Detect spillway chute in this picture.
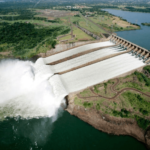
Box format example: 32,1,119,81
49,75,68,101
34,58,54,80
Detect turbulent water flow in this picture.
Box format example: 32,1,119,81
44,41,115,64
0,41,146,148
0,59,68,120
59,53,145,93
0,41,145,119
51,46,123,73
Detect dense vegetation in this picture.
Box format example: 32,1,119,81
122,91,150,130
124,7,150,13
0,9,34,21
135,115,150,130
144,66,150,73
75,66,150,131
123,92,150,115
113,108,130,118
142,23,150,26
0,22,70,57
134,71,150,86
83,102,93,108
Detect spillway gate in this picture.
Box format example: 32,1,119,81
110,34,150,63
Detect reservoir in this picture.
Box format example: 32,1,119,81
104,9,150,50
0,9,149,150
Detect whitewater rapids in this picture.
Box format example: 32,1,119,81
0,41,146,119
0,60,68,120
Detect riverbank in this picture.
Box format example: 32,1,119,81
103,9,150,50
66,65,150,149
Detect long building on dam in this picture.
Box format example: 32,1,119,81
35,34,150,94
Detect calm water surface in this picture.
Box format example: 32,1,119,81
0,9,149,150
0,112,146,150
104,9,150,50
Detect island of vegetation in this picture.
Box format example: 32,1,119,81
67,65,150,149
142,23,150,26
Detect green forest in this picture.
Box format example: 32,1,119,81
0,22,70,58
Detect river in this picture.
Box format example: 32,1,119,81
0,9,149,150
104,9,150,50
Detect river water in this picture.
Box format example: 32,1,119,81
104,9,150,50
0,9,149,150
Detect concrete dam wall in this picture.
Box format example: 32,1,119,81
35,36,148,94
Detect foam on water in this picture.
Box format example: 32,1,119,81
44,41,115,64
0,41,145,120
0,59,68,120
52,46,124,73
59,53,145,93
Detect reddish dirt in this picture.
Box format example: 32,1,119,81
77,78,150,100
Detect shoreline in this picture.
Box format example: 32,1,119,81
65,65,150,149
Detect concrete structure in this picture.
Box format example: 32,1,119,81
35,34,148,94
110,34,150,63
44,34,150,76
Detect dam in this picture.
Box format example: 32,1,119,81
35,34,150,94
0,33,149,134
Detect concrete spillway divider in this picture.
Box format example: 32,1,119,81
137,49,142,55
132,48,138,55
123,43,128,48
116,40,122,45
144,53,150,60
140,51,145,57
44,41,115,65
57,48,131,75
111,34,150,60
59,53,145,93
145,58,150,64
47,44,117,65
128,46,134,52
51,46,122,74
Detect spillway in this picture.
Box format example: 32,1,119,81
58,53,145,93
0,40,146,119
34,40,146,95
0,60,68,119
51,46,123,73
44,41,115,64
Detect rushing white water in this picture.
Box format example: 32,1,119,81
0,59,68,120
59,53,145,93
0,41,146,119
51,46,123,73
44,41,115,64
